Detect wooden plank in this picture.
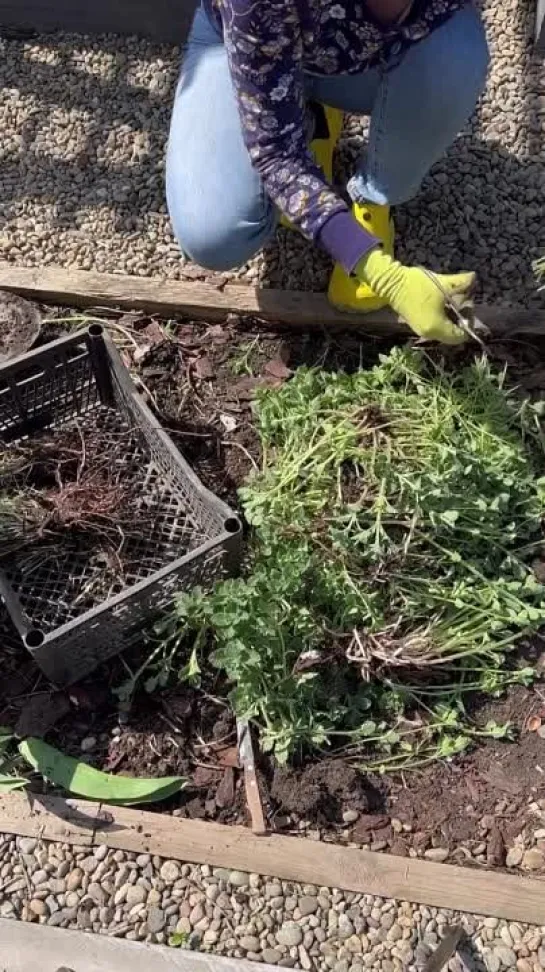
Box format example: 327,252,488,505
1,792,545,922
91,804,545,924
0,792,99,846
0,917,282,972
0,262,543,338
0,0,196,44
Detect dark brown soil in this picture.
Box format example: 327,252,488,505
3,307,545,872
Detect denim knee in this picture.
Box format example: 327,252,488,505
168,197,277,272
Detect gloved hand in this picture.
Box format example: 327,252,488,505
355,249,475,345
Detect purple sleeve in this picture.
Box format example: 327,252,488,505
221,0,377,272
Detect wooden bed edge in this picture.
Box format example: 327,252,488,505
0,791,544,924
0,262,544,337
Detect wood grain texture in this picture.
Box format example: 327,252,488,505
0,793,544,923
0,792,99,845
0,0,196,43
0,262,543,338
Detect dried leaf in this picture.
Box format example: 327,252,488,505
193,356,214,380
527,715,542,732
264,357,292,381
18,738,186,805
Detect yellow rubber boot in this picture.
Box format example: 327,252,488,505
281,104,344,230
328,202,395,313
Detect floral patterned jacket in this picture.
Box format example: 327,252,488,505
204,0,467,270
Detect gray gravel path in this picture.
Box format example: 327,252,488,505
0,834,544,971
0,0,544,307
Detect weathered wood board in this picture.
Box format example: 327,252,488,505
1,792,545,925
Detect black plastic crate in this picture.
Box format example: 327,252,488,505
0,325,242,685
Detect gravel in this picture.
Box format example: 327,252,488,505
0,833,543,970
0,0,543,306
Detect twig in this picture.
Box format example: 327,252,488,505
221,439,259,471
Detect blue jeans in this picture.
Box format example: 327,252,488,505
166,3,489,271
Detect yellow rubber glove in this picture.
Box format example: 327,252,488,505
356,249,476,345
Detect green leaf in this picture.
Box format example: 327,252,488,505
0,774,27,792
169,932,190,948
18,738,186,805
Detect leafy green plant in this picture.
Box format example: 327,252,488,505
168,348,545,765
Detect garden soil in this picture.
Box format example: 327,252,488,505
2,309,545,873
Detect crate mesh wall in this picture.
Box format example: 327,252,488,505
0,331,240,685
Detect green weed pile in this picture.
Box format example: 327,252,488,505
172,348,545,767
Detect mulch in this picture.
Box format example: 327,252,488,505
2,308,545,870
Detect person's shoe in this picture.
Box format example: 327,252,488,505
281,103,343,230
328,202,395,313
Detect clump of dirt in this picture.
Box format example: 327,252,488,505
270,760,373,823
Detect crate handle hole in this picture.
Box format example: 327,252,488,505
24,628,45,650
224,516,242,535
88,323,104,338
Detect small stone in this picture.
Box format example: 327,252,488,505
423,848,449,862
93,845,108,862
505,847,523,868
228,870,249,887
87,883,105,906
483,951,501,972
342,810,360,825
298,896,318,916
29,899,49,917
126,885,147,906
522,848,545,870
493,945,517,969
18,838,37,855
66,869,83,892
387,923,403,942
516,960,533,972
32,869,49,887
147,907,165,933
263,949,282,964
49,879,66,895
80,735,97,752
276,924,303,948
160,861,180,883
345,936,363,954
240,936,261,951
189,903,205,925
203,929,219,945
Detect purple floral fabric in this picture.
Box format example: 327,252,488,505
204,0,466,260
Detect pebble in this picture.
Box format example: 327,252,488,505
18,838,37,855
342,811,359,825
522,849,545,871
160,861,180,882
80,735,97,752
423,848,449,863
277,924,304,948
299,896,319,916
505,847,523,868
146,907,165,933
125,885,147,906
229,871,249,887
66,869,83,892
29,899,49,917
